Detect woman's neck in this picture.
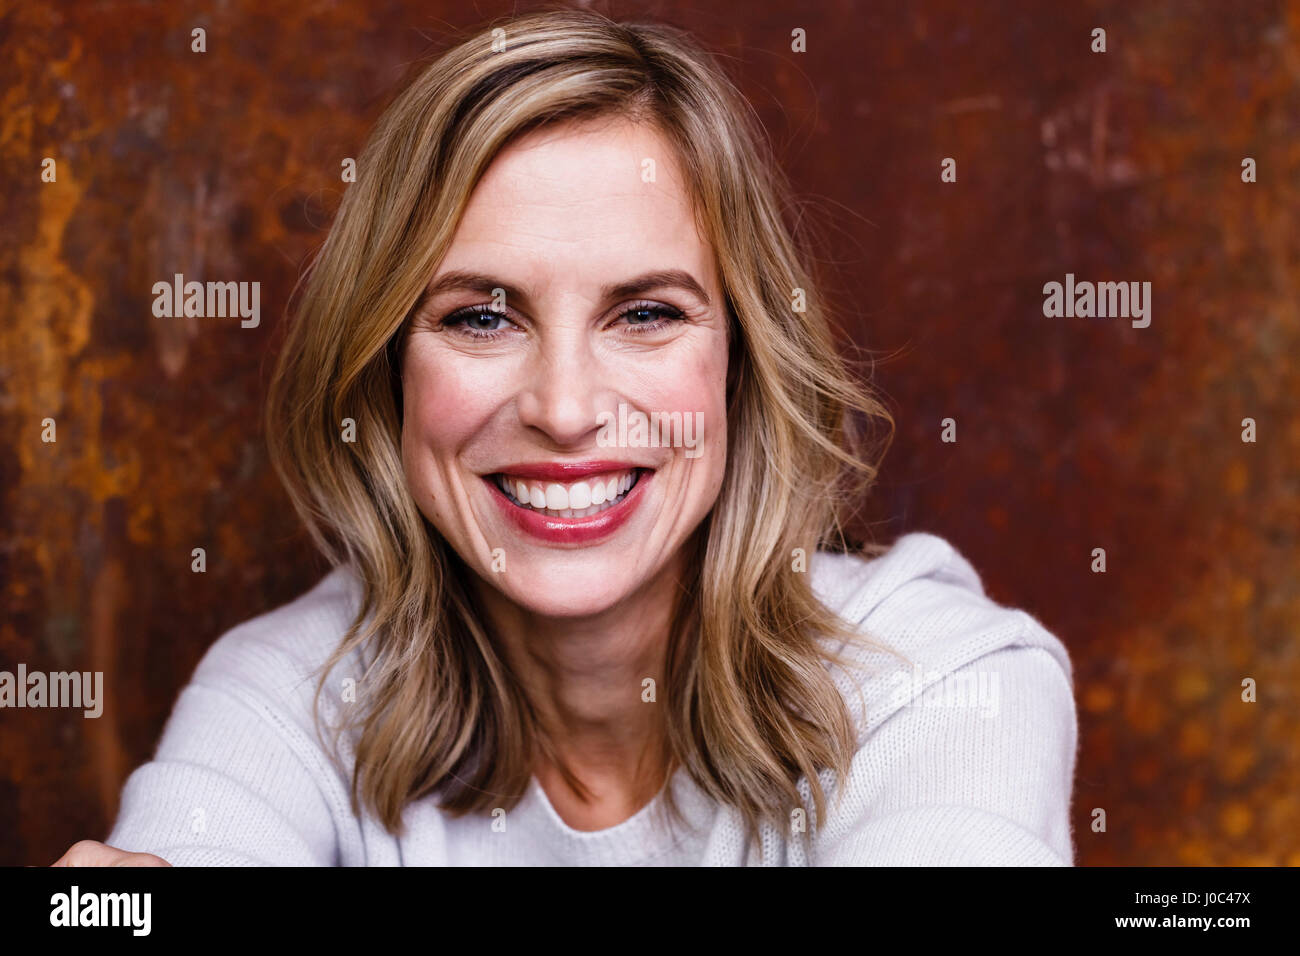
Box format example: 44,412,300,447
469,551,686,829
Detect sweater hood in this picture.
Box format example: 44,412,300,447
809,531,1074,742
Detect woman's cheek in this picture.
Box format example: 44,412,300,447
641,341,727,461
406,348,497,445
401,352,480,518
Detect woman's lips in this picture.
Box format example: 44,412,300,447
484,467,651,545
494,468,638,514
491,460,637,481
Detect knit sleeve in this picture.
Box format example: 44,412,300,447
811,642,1079,866
105,633,350,866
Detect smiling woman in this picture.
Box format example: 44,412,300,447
395,115,731,614
59,7,1078,867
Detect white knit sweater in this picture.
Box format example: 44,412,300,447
107,532,1079,865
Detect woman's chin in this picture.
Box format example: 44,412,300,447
489,573,634,620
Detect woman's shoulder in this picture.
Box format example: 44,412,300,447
803,533,1080,864
109,567,369,864
185,565,366,708
809,531,1075,739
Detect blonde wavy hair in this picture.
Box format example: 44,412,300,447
266,6,896,854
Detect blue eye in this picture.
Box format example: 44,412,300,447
620,302,686,333
442,306,515,338
439,301,687,340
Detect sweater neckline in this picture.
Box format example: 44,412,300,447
520,768,716,866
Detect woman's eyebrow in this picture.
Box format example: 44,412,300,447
417,268,712,309
603,269,712,306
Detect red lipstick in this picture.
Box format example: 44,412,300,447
483,467,652,545
491,460,644,481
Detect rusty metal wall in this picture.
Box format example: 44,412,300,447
1,0,1296,865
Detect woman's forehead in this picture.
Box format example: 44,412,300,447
461,118,694,227
438,119,717,295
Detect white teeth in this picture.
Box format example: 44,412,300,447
545,483,568,511
495,469,641,518
569,482,591,510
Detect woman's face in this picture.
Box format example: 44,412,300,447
400,116,730,619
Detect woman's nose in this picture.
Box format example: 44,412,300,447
515,331,607,446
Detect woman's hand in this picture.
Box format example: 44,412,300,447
51,840,172,867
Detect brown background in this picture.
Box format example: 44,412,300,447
1,0,1296,866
